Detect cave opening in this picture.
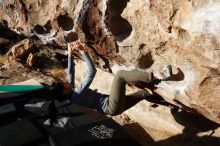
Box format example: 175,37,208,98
106,0,132,42
34,25,45,34
57,14,74,31
65,32,78,43
138,52,154,69
33,21,52,35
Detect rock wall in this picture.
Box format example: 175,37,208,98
0,0,220,124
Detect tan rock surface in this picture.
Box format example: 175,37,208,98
0,61,55,85
7,38,35,62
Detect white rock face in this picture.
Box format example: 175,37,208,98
192,1,220,39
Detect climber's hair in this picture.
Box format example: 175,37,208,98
48,82,65,101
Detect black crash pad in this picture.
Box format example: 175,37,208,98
0,103,17,126
49,118,140,146
0,119,43,146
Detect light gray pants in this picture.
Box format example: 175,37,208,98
106,70,153,115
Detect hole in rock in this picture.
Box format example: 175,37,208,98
17,27,24,33
9,4,15,9
34,25,48,35
106,0,132,42
34,21,52,35
168,26,172,33
178,28,191,43
45,21,52,31
2,20,8,26
138,52,154,69
57,14,74,31
29,4,32,10
65,32,78,43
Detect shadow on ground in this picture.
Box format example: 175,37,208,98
122,105,220,146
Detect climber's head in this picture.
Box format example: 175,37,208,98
49,82,73,100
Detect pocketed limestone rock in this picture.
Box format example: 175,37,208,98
0,61,55,85
7,39,35,62
26,53,37,67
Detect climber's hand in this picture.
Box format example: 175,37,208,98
67,42,77,55
75,41,86,54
